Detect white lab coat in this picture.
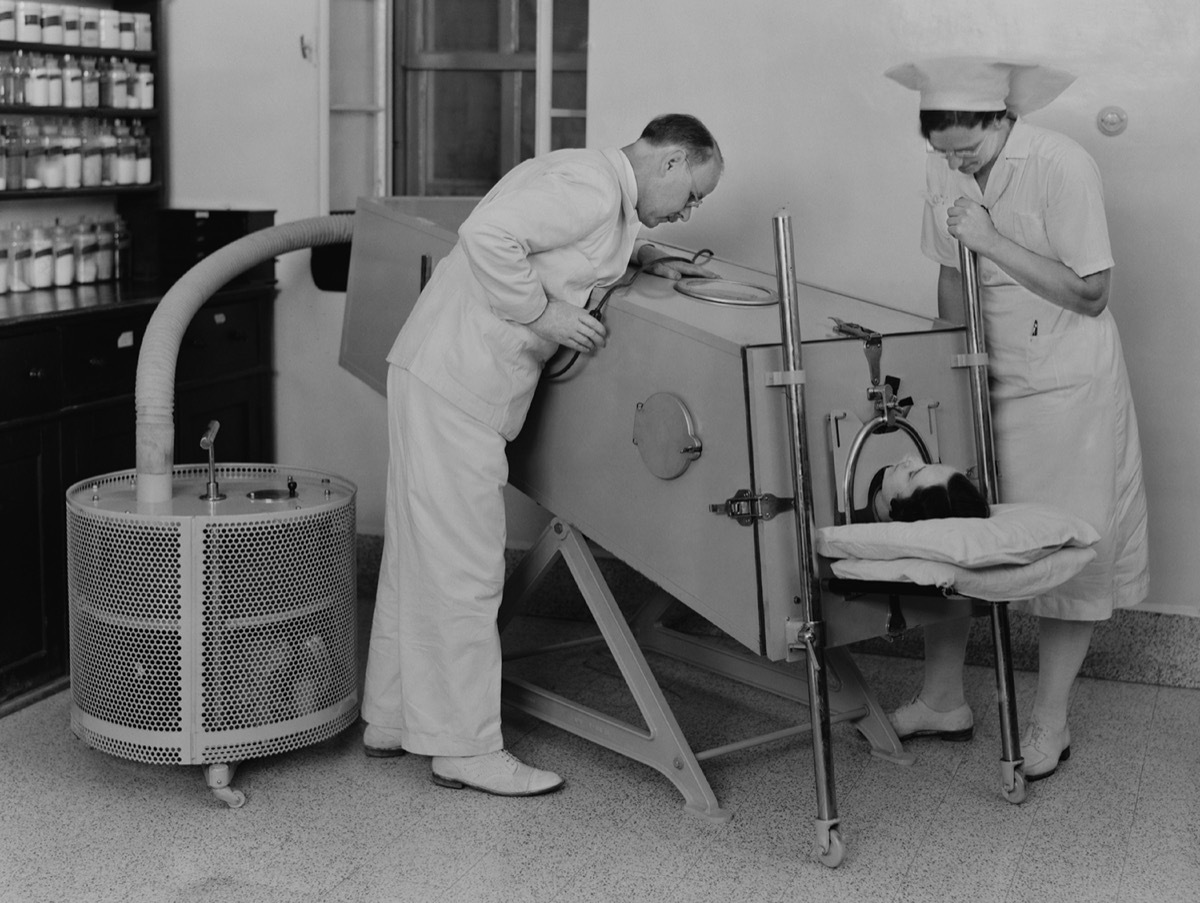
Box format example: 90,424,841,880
922,121,1149,619
363,148,643,753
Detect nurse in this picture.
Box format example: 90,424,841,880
883,58,1149,779
362,114,724,796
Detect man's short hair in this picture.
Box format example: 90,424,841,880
640,113,720,166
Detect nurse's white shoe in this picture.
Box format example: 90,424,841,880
431,749,564,797
1021,720,1071,781
363,724,407,758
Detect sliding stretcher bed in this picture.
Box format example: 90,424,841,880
341,198,1090,868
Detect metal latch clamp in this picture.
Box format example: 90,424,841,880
710,489,794,526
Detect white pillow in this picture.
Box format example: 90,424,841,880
816,503,1100,569
828,547,1096,602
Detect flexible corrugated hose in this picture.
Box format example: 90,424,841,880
135,214,357,505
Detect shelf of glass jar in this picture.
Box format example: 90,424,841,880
0,117,154,192
0,215,131,296
0,50,154,110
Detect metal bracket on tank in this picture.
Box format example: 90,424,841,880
709,489,794,526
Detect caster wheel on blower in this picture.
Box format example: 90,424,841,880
212,786,247,808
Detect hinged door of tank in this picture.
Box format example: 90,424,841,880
745,328,978,661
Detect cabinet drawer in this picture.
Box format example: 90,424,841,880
61,311,151,403
0,331,61,421
177,299,264,383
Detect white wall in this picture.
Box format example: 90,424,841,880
167,0,1200,617
588,0,1200,617
165,0,391,536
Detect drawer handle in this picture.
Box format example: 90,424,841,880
28,367,45,380
89,357,108,368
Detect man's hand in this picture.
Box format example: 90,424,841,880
639,246,718,280
527,299,607,352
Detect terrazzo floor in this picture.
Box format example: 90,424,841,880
2,605,1198,903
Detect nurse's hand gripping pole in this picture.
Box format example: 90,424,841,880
957,242,1028,805
772,211,844,867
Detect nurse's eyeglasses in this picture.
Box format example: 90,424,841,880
926,138,986,160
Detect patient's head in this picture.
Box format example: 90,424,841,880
868,456,990,522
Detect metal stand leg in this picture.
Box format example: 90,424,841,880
500,519,730,822
631,593,913,766
989,602,1027,803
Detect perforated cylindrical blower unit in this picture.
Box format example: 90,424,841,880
65,214,361,807
66,463,358,805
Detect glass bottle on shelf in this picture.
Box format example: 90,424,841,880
73,219,96,283
95,218,114,281
4,125,22,191
0,127,8,190
61,3,78,46
45,55,62,107
25,53,47,108
15,3,40,44
98,120,116,185
104,57,127,108
60,120,80,187
96,56,111,108
135,63,153,109
115,121,135,185
124,60,138,109
0,2,14,42
80,118,101,186
29,222,54,289
62,54,81,108
41,4,63,45
9,222,30,292
133,122,150,184
40,122,63,189
113,216,131,284
0,54,13,106
79,6,98,48
52,219,73,287
0,226,9,294
10,50,27,107
21,121,43,189
81,56,99,109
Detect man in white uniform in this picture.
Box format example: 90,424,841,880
884,59,1149,780
362,114,724,796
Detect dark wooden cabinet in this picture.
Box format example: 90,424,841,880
0,283,275,713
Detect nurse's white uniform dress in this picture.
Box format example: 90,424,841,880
363,148,644,755
921,120,1149,620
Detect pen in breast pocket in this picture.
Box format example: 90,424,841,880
1032,320,1038,337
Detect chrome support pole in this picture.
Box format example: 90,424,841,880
773,212,843,865
957,242,1027,804
957,243,999,502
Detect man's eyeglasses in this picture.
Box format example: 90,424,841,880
683,159,704,208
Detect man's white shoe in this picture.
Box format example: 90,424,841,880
431,749,564,797
363,724,407,758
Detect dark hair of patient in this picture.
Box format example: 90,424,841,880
865,465,991,522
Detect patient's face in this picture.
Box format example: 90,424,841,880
878,456,959,512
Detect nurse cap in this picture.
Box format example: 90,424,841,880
884,57,1076,116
